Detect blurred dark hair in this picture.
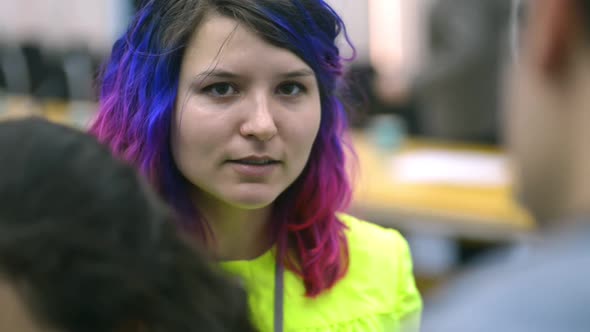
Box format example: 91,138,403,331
582,0,590,31
0,118,254,332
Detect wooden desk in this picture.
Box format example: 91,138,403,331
1,95,95,129
0,95,42,120
349,132,535,241
44,100,96,129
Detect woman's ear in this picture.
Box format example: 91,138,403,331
534,0,580,77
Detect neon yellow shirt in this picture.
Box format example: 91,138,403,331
221,214,422,332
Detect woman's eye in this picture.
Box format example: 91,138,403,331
202,83,238,97
277,82,306,96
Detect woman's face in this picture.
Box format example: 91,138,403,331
171,14,322,209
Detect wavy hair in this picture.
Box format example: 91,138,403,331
90,0,356,297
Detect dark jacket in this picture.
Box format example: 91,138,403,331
423,220,590,331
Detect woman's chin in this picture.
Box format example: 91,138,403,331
224,188,281,210
229,196,277,210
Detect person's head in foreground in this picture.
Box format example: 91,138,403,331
507,0,590,223
90,0,355,296
421,4,590,330
0,118,255,332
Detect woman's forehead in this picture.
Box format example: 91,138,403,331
182,14,313,77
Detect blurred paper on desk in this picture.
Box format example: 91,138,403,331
390,149,511,187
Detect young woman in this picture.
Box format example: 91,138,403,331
90,1,422,331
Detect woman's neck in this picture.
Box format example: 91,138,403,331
193,192,275,261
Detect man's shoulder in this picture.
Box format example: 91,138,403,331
423,221,590,332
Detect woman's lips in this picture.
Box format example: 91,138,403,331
228,160,280,177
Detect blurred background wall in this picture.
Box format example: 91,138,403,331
0,0,131,54
0,0,431,87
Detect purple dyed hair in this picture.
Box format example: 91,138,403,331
90,0,356,297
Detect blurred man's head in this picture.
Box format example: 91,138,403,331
0,118,254,331
506,0,590,222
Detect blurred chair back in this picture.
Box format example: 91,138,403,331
0,44,31,94
21,43,47,95
36,51,69,100
62,47,95,101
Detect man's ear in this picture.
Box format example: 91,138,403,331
535,0,580,77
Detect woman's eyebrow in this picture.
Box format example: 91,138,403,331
194,68,315,80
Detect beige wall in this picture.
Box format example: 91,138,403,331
328,0,430,77
0,0,372,61
0,0,130,53
0,0,430,71
327,0,371,63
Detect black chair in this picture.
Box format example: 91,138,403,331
36,50,69,100
61,46,97,101
0,44,31,94
21,43,48,96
